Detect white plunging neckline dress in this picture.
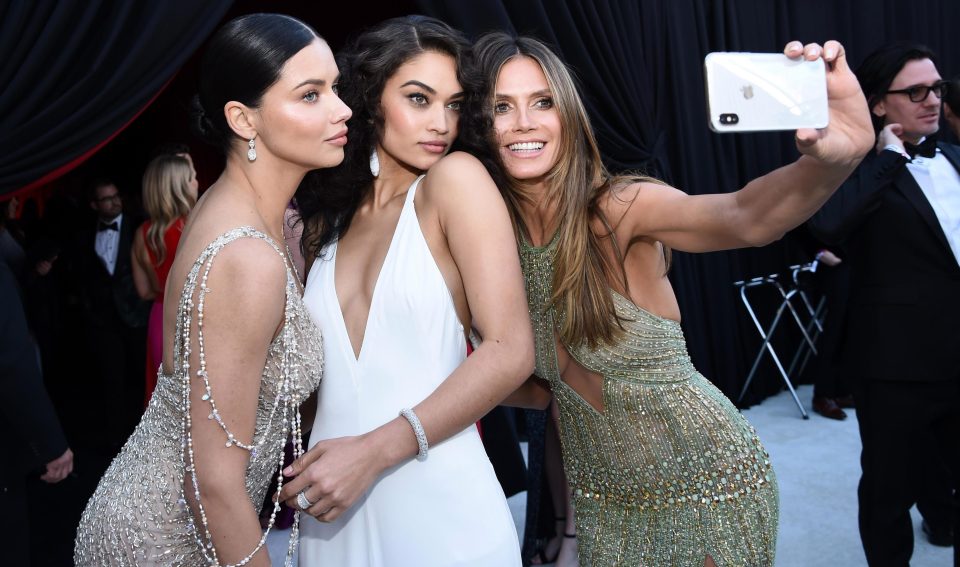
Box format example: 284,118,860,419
299,176,521,566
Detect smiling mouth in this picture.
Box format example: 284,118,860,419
507,141,545,152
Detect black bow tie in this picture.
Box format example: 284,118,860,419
904,136,937,160
98,221,118,232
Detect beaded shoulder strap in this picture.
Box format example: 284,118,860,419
174,226,302,567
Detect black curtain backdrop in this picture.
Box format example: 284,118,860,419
0,1,233,195
417,0,960,403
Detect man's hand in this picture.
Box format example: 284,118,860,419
41,448,73,483
875,123,906,155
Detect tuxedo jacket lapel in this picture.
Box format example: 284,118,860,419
893,152,953,258
114,219,135,280
88,225,111,278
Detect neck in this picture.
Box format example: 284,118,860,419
369,150,423,209
514,179,559,246
220,151,306,242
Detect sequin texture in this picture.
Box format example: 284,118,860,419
520,237,779,566
74,227,323,566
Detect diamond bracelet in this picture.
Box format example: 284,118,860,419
399,408,428,461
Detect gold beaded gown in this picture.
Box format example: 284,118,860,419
520,236,778,567
74,227,323,566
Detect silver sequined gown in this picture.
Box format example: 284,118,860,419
75,227,323,566
520,235,779,566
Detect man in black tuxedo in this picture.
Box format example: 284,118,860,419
66,178,150,449
809,42,959,566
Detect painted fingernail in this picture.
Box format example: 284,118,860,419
825,47,835,58
283,466,293,476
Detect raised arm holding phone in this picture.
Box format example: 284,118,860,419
472,34,872,566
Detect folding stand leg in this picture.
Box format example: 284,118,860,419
771,282,819,355
788,296,827,378
736,284,809,419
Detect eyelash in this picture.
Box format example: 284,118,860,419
494,97,553,114
534,97,553,109
408,93,428,106
303,90,319,103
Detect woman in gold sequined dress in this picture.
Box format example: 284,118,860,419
473,34,874,566
74,14,351,566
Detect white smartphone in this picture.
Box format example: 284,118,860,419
704,52,828,133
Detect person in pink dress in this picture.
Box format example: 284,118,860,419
131,153,198,405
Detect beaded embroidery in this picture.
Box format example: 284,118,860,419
518,236,779,566
75,227,323,566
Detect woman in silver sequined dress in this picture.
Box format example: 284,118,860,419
472,34,874,566
74,14,350,566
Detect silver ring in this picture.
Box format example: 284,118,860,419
296,490,314,511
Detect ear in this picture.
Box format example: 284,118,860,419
871,99,886,119
223,101,259,141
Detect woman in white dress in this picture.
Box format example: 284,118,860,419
283,17,533,566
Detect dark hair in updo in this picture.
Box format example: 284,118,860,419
190,13,320,153
295,15,498,255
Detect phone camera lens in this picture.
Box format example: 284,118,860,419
719,113,739,125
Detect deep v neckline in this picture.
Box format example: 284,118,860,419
331,177,422,363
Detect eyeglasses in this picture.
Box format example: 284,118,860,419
885,81,949,103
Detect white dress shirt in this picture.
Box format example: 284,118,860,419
906,148,960,267
94,213,123,276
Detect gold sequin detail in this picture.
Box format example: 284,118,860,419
520,237,779,566
74,227,323,566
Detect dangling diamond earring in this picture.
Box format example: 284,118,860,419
369,147,380,177
247,138,257,162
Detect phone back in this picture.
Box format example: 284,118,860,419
704,52,828,132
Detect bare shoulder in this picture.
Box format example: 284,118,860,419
207,237,286,291
598,178,684,235
185,234,288,322
421,151,499,202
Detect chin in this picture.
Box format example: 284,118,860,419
314,150,345,169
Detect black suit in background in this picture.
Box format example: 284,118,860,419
0,260,69,566
810,144,960,566
64,215,150,449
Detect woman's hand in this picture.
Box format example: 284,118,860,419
784,40,874,166
279,434,387,522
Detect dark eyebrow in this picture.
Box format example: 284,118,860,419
400,80,436,94
293,78,326,90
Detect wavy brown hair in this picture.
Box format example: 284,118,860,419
141,154,195,265
474,32,668,349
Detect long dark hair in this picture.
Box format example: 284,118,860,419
855,42,938,135
296,16,494,256
190,13,320,153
